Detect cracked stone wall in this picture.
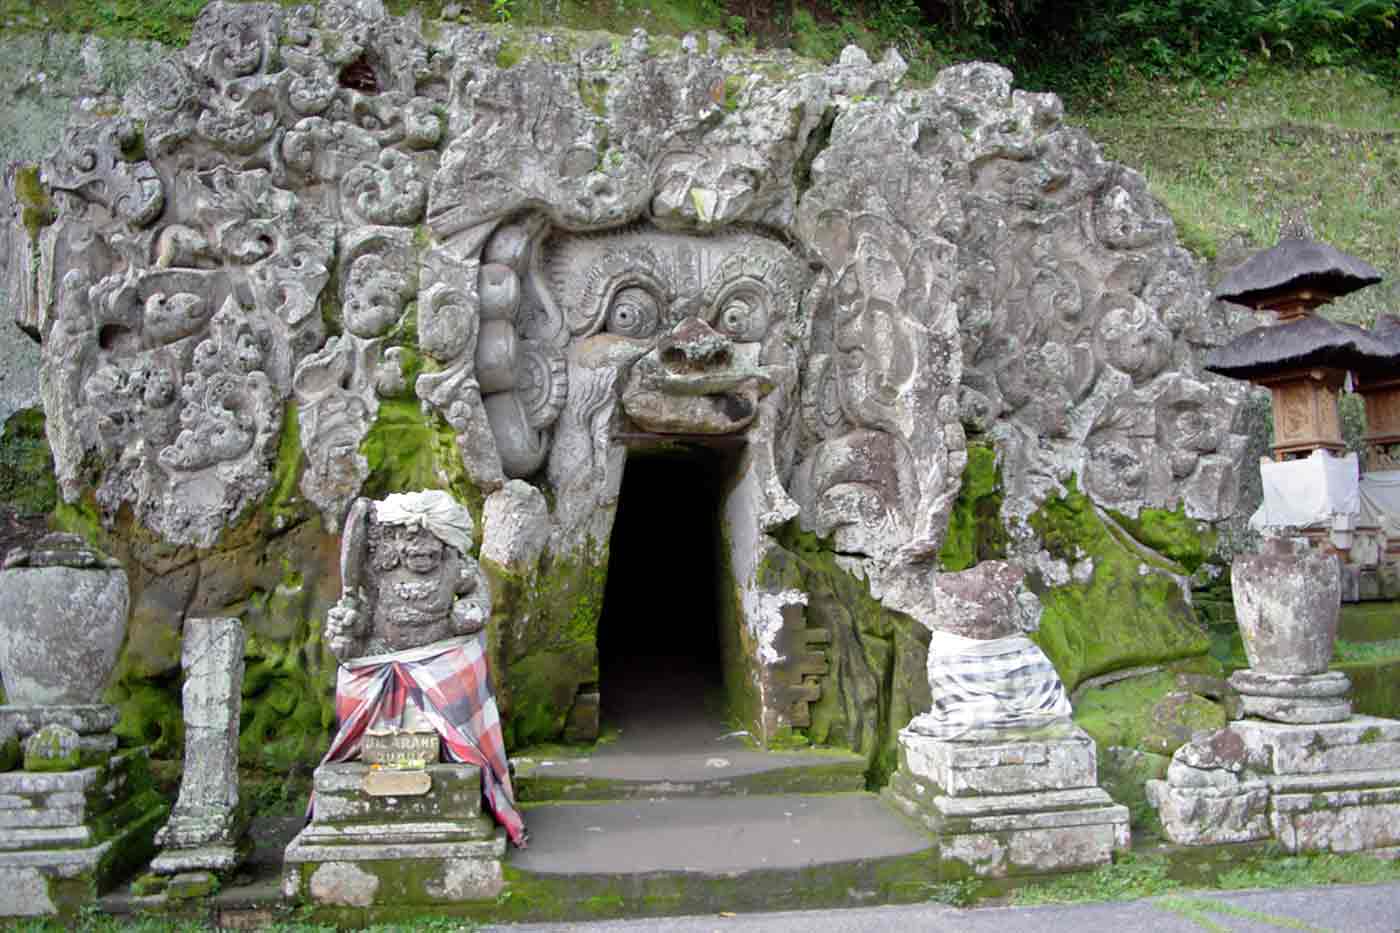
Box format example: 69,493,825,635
2,0,1251,763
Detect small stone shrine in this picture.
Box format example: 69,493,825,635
884,562,1129,877
283,490,521,908
0,535,168,918
148,617,250,889
1150,536,1400,853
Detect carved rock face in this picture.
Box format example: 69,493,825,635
537,227,806,436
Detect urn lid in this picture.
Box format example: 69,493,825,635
2,532,121,570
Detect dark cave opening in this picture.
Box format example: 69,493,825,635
596,444,738,728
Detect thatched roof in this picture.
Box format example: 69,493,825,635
1204,315,1399,381
1214,238,1382,307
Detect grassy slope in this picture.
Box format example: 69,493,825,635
1070,64,1400,322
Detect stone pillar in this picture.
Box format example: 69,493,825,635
151,617,249,877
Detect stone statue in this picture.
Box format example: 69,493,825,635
907,561,1073,740
325,491,490,661
316,489,525,848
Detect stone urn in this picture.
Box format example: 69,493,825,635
0,533,128,706
1231,535,1340,675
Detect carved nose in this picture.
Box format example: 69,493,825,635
659,316,732,371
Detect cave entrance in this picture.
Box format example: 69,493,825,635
597,442,740,744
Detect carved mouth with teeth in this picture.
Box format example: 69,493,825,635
622,315,780,435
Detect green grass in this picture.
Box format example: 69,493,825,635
1333,638,1400,663
1072,63,1400,312
1013,853,1182,905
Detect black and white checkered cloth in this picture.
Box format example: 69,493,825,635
909,630,1073,740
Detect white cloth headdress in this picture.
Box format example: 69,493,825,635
373,490,475,557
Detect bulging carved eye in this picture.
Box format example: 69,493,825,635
715,290,769,342
606,286,659,338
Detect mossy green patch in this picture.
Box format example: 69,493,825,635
1028,478,1211,692
15,163,54,240
359,398,482,520
1111,504,1215,573
1338,601,1400,643
488,540,607,748
938,443,1006,572
1073,671,1227,756
774,522,931,787
1335,657,1400,720
0,407,58,514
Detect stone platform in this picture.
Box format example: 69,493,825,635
882,725,1129,878
0,748,168,918
283,762,506,908
1150,715,1400,853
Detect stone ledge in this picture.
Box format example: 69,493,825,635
0,706,119,738
289,817,499,848
896,727,1097,797
312,762,485,824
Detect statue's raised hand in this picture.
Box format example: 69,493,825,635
326,597,363,660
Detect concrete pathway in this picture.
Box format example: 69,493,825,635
513,792,930,874
487,880,1400,932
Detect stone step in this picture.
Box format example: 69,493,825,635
512,793,929,875
514,748,868,802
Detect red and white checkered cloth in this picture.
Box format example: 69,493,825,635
318,635,527,847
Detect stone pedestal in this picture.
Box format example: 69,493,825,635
283,762,505,907
1149,716,1400,853
0,748,169,918
150,618,249,878
1229,669,1352,724
883,724,1129,877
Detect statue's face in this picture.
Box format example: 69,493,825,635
538,226,809,435
371,523,445,576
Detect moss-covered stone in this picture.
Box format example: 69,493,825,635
0,734,19,771
1111,504,1216,574
23,726,82,772
0,407,58,515
360,398,483,520
487,539,609,748
1028,479,1211,692
938,443,1007,572
1073,671,1226,757
775,524,931,786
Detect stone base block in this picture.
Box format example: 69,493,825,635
311,762,487,824
1234,716,1400,775
1149,717,1400,854
150,840,249,876
0,787,167,918
895,724,1097,797
282,833,507,906
283,761,505,907
0,706,119,738
885,771,1129,877
1146,777,1271,846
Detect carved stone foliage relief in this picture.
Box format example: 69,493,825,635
17,0,1248,572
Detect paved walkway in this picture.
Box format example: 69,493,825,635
487,881,1400,932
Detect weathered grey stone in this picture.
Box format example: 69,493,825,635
0,866,56,918
8,0,1253,753
907,563,1073,740
1146,774,1271,845
153,617,247,872
0,706,119,740
1232,536,1341,676
1150,716,1400,851
0,565,127,707
896,725,1096,797
480,480,550,572
311,762,486,824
